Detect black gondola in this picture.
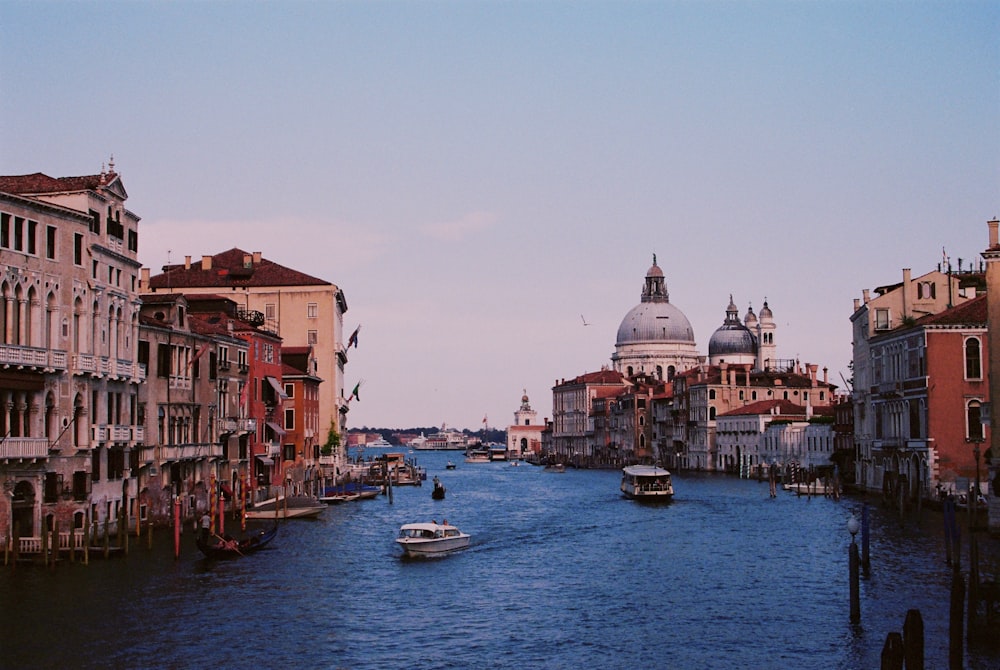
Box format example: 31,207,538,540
196,524,278,559
431,476,446,500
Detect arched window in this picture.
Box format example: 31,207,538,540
709,406,717,420
967,400,984,442
965,338,982,379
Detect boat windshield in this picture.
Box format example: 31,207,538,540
399,528,438,539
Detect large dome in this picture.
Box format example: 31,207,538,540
617,301,695,345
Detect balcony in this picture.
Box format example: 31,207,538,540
132,425,145,443
92,425,107,443
0,344,67,372
0,437,49,460
110,424,131,442
218,417,238,434
168,375,191,391
159,443,223,461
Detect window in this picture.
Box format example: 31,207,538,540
968,400,984,442
265,303,276,320
307,303,318,318
0,212,8,247
284,408,295,430
917,281,936,300
27,220,36,254
46,225,56,259
285,383,294,398
874,308,890,331
74,233,83,265
709,389,716,400
89,209,101,235
307,330,318,345
965,338,982,379
13,216,23,250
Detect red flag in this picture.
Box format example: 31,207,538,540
239,380,249,409
187,342,211,369
347,325,360,349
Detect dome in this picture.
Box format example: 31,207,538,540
708,295,758,360
708,325,757,357
616,301,696,345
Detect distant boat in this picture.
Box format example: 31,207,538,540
445,461,457,470
245,496,326,519
464,445,490,463
431,476,446,500
369,437,393,448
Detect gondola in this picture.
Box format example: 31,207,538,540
196,524,278,559
431,476,446,500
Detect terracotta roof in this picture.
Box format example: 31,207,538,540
0,171,117,194
556,370,625,388
718,399,806,417
148,248,330,289
281,346,312,356
919,294,987,327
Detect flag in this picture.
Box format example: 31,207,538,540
482,415,487,426
239,381,249,409
187,342,211,370
348,325,361,349
351,382,361,402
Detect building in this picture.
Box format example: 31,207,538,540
550,369,626,462
506,391,545,460
0,164,144,541
851,266,981,498
143,248,348,478
280,345,322,493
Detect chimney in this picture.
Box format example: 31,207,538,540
202,255,213,270
823,367,828,384
184,255,191,269
253,251,262,265
853,298,860,312
809,364,818,387
140,267,150,288
990,219,1000,248
902,268,912,320
863,289,870,304
243,254,252,268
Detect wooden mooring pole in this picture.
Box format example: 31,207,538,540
903,608,924,670
880,631,903,670
949,569,965,670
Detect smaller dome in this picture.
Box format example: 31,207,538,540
708,295,757,359
760,300,773,319
744,305,758,327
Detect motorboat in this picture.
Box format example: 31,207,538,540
396,522,470,558
621,465,674,500
245,496,326,519
464,448,490,463
784,480,837,496
196,524,277,559
445,461,457,470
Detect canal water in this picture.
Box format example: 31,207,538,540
2,449,1000,669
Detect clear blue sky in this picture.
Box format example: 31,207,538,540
2,1,997,430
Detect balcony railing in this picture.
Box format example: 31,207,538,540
159,443,223,461
0,437,49,460
168,375,191,391
132,425,145,443
0,344,67,371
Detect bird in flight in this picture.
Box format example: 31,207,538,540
581,315,590,326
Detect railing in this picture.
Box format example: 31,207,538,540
239,418,257,432
0,344,68,371
159,443,224,461
218,418,238,433
168,375,191,391
132,425,145,443
16,532,90,555
0,437,49,460
110,424,131,442
92,425,107,443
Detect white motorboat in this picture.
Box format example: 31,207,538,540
396,522,470,558
245,496,326,519
621,465,674,500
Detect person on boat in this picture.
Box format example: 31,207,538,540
200,513,211,542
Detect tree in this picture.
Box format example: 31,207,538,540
321,420,340,456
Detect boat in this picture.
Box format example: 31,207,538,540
431,476,446,500
396,521,470,558
464,446,490,463
445,461,457,470
196,524,278,559
321,482,380,503
620,465,674,500
544,463,566,473
245,496,326,519
410,425,469,450
783,480,837,496
368,437,393,448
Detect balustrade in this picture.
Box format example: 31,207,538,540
0,436,49,460
0,344,67,370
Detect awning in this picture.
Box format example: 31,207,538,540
265,421,287,436
255,456,274,466
265,376,289,400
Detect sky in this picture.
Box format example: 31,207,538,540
2,1,998,431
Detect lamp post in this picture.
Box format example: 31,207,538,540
848,512,861,624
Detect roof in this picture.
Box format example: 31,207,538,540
0,171,118,195
148,247,331,289
555,369,625,388
718,399,807,418
919,294,987,327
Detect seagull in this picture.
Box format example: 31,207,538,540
581,315,590,326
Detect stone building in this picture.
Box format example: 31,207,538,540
506,390,545,460
0,164,144,541
144,248,348,479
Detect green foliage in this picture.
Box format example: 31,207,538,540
321,420,340,456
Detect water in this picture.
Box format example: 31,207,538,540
2,451,1000,669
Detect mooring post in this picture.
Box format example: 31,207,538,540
903,608,924,670
949,569,965,670
880,631,904,670
862,502,871,577
848,513,860,624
